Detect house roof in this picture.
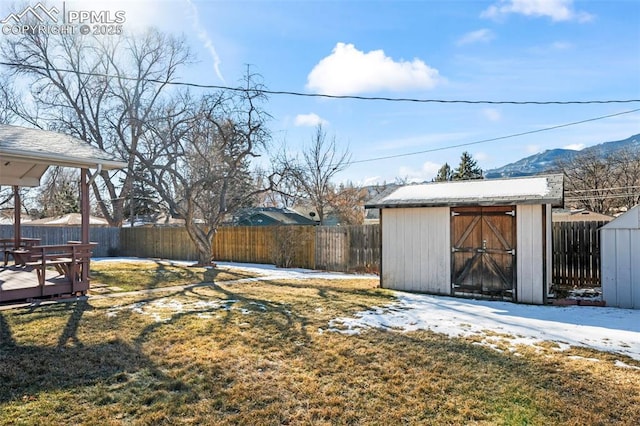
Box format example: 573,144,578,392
0,124,126,186
27,213,109,226
552,209,614,222
365,174,564,209
237,208,317,226
601,205,640,230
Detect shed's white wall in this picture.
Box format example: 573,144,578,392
545,204,553,299
602,229,640,309
516,204,547,304
381,207,450,294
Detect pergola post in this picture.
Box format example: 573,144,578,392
80,168,90,284
80,168,90,244
13,185,20,249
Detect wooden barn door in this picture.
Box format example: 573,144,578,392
451,206,516,300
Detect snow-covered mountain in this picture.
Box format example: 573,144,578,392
485,134,640,178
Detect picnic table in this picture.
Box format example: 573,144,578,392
23,243,96,288
1,237,41,266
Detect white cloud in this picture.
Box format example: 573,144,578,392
361,176,383,186
563,143,585,150
526,144,541,154
294,113,327,127
551,41,573,50
481,0,594,22
375,132,471,151
307,43,442,96
474,152,490,162
398,161,441,183
185,0,225,82
481,108,502,122
457,29,495,46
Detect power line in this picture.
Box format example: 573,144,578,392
350,108,640,164
565,193,640,201
1,61,639,105
566,185,640,194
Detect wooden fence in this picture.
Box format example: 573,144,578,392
2,221,605,285
0,225,119,258
120,225,380,273
552,221,608,288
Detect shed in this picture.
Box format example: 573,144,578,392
365,175,564,304
601,205,640,309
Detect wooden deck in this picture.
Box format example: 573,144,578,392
0,243,95,303
0,264,88,303
0,265,79,302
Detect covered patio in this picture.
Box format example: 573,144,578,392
0,125,125,302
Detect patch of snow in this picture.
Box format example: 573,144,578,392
107,297,238,322
93,257,196,267
615,360,640,370
567,356,600,362
92,257,375,280
328,292,640,361
215,261,376,280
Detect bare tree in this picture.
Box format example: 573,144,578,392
1,25,190,225
283,124,350,225
0,75,17,125
557,151,616,214
327,183,368,225
610,148,640,209
137,74,280,265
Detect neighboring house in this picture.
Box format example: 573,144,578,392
552,209,614,222
601,205,640,309
235,207,318,226
120,215,197,227
27,213,109,226
366,175,564,305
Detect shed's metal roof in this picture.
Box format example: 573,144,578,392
366,174,564,208
601,205,640,230
0,124,126,186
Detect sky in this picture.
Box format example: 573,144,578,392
3,0,640,184
95,257,640,363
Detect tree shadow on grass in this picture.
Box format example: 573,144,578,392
0,300,194,406
129,279,315,351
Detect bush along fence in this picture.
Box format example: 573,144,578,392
3,221,604,284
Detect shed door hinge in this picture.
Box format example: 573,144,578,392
451,212,460,217
505,210,516,217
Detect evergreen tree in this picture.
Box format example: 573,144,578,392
453,151,483,180
434,163,452,182
36,167,79,217
123,164,162,222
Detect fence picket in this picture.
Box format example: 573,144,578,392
551,221,606,288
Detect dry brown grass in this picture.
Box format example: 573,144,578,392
89,260,258,293
1,270,639,425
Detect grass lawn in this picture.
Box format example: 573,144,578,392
88,260,256,293
1,261,639,425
